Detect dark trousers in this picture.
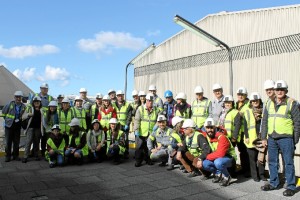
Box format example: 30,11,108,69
135,136,149,164
5,122,21,158
237,140,250,174
40,132,49,156
247,148,265,180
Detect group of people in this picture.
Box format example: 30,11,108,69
1,79,299,196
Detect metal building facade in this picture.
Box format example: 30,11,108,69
132,5,300,175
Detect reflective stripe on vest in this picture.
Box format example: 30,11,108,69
106,130,125,154
224,109,239,139
267,98,293,135
149,128,171,146
113,102,129,126
185,131,202,157
171,132,182,143
206,134,237,160
139,106,159,137
69,132,88,156
100,110,112,129
191,99,210,128
175,109,190,119
72,107,87,130
58,109,73,134
244,109,257,148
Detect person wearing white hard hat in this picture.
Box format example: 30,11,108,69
106,118,125,164
86,119,106,163
212,83,225,123
191,86,212,129
263,79,275,102
148,84,163,110
174,92,192,119
1,91,26,162
32,83,54,109
235,87,251,177
90,93,103,122
130,90,141,133
58,98,75,135
72,96,88,131
45,124,65,168
176,119,211,178
138,90,146,106
201,118,237,186
167,116,185,170
163,90,176,127
260,80,300,197
41,100,59,157
108,89,117,104
98,95,117,131
22,96,45,163
133,93,160,167
243,92,266,182
79,88,93,111
112,90,133,159
65,118,89,165
147,115,172,167
56,94,65,110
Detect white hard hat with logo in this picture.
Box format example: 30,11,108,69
32,96,42,101
274,80,288,89
132,90,139,96
92,119,100,125
14,91,23,97
40,83,49,89
249,92,262,101
108,89,116,95
236,87,248,95
204,118,216,127
212,83,222,91
148,85,157,91
224,95,234,102
176,92,187,100
48,101,58,107
102,95,111,100
146,93,154,100
74,96,83,101
182,119,196,129
51,124,61,130
138,91,146,96
69,118,80,126
194,86,204,94
96,93,103,99
62,98,70,103
109,118,118,124
157,115,167,122
116,90,124,95
79,88,87,93
264,79,275,90
172,116,184,127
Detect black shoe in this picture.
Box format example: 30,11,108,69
254,178,260,182
261,183,279,191
49,163,55,168
283,189,295,197
13,156,21,161
187,170,200,178
260,177,267,181
123,153,129,159
158,162,167,167
167,164,175,171
135,162,142,167
219,176,231,186
5,157,10,162
179,165,185,170
212,174,223,183
181,169,188,173
22,158,27,163
146,160,154,165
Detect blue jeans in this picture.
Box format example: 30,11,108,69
65,148,83,158
268,137,296,190
49,152,64,166
202,157,233,177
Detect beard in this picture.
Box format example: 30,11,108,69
207,131,215,138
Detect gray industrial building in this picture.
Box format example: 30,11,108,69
132,4,300,175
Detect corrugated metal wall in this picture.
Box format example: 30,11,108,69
133,5,300,176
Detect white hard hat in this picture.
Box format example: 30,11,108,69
194,86,204,94
264,79,275,90
103,95,110,100
48,101,58,107
172,116,184,127
138,91,146,96
32,96,42,101
51,124,61,130
14,91,23,97
204,118,216,127
79,88,87,93
74,96,83,101
182,119,196,129
148,85,157,91
146,93,154,100
116,90,124,95
96,93,103,99
157,115,167,122
212,83,222,91
224,95,234,102
40,83,49,89
69,118,80,127
274,80,288,89
92,119,100,125
176,92,187,100
108,89,116,95
62,98,70,103
236,87,248,95
109,118,118,124
249,92,262,101
132,90,139,96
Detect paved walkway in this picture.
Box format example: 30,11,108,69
0,150,299,200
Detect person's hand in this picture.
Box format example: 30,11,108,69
177,142,183,147
71,149,76,153
151,149,157,153
49,150,54,154
261,139,268,147
245,138,249,144
196,160,203,168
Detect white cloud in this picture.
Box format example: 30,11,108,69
147,30,161,36
78,31,147,53
13,67,36,82
0,44,59,59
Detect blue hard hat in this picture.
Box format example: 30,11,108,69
164,90,173,98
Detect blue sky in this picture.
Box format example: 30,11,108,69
1,0,299,99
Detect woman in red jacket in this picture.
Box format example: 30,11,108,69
98,95,117,132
